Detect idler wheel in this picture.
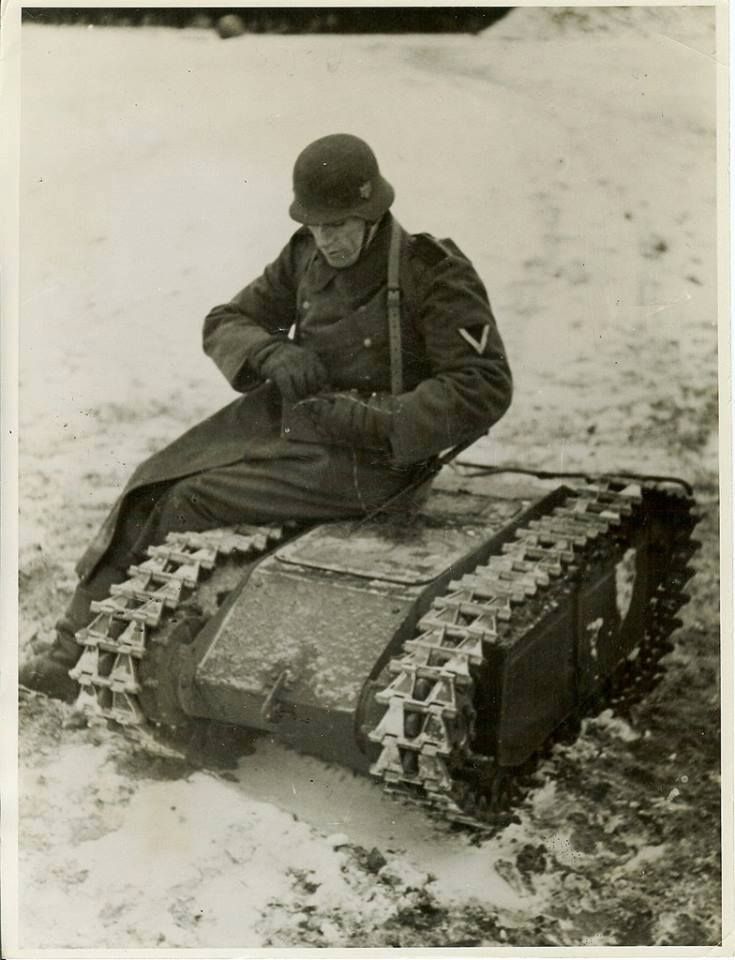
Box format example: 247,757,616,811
400,748,419,776
414,677,433,700
404,711,424,739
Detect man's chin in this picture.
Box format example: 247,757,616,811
324,252,360,269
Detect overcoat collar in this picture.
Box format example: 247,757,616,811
302,213,394,299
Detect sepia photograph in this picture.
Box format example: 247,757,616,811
3,0,729,952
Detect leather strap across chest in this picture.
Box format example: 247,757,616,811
387,217,404,397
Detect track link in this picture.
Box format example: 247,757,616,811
367,478,699,832
70,524,291,736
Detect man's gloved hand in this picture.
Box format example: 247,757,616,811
299,392,396,449
250,338,329,401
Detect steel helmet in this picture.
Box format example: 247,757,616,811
289,133,395,225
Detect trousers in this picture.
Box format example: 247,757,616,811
56,452,415,657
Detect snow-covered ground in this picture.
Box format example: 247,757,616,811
14,6,722,950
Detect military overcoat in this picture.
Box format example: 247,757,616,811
76,215,512,581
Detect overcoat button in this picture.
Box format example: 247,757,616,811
363,337,373,348
302,300,310,310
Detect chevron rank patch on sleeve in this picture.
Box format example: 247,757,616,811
458,324,491,354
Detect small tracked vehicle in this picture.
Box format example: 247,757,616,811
70,466,698,829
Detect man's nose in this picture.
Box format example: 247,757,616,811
313,224,337,243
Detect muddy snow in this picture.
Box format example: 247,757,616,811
14,6,723,951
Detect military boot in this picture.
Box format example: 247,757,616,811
19,632,80,703
20,568,127,703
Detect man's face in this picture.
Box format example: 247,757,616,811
308,217,366,269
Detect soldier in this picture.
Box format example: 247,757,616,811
20,133,513,701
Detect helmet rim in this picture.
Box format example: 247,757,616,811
289,174,394,225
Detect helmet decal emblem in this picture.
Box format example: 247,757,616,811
359,180,373,199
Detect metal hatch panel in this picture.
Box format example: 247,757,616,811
274,515,515,585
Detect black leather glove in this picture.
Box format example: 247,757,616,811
250,339,329,401
299,392,395,449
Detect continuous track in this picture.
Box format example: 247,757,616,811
367,479,698,831
70,525,290,738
